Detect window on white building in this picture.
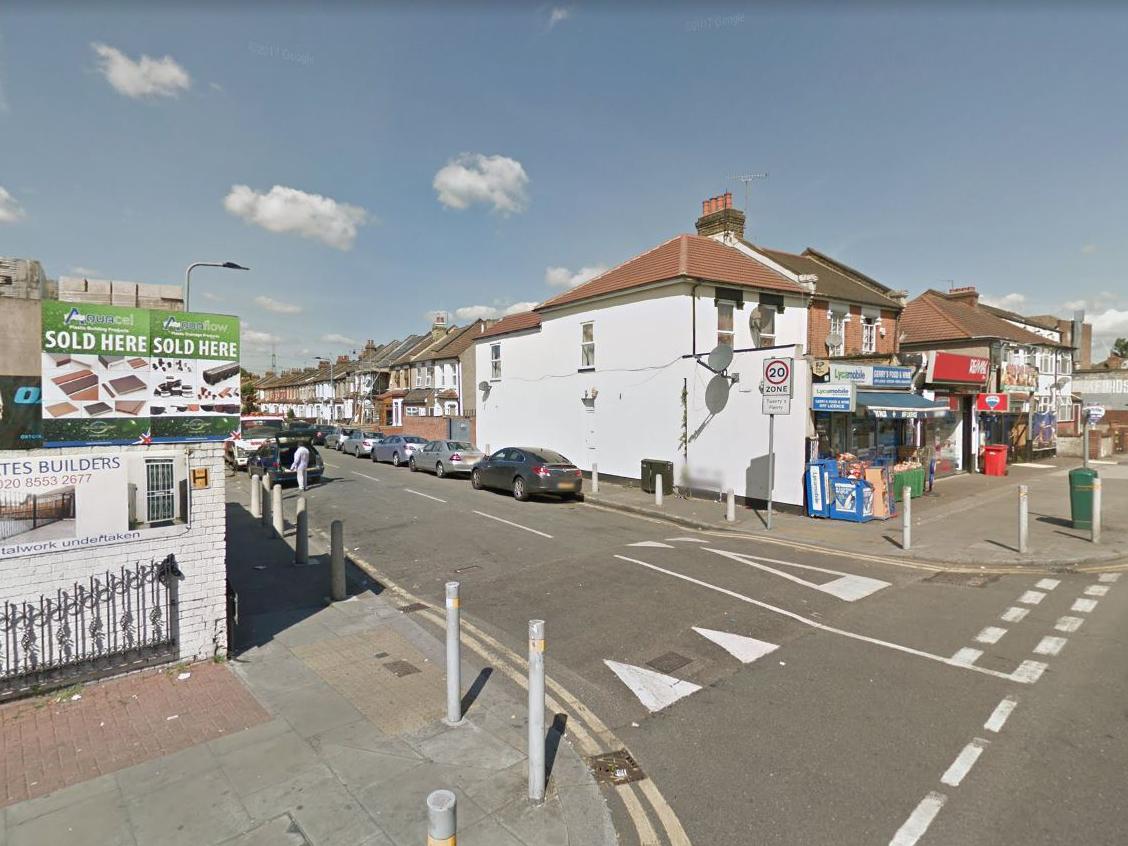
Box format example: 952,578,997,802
413,366,422,388
450,363,458,388
1059,353,1072,375
444,400,458,415
580,321,595,369
717,303,734,349
1010,348,1027,366
861,317,878,354
490,344,501,380
828,310,847,357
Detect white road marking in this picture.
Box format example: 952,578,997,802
975,626,1007,645
1055,616,1084,633
692,627,779,664
405,488,446,503
889,791,947,846
353,472,381,482
1001,606,1029,623
628,541,674,548
1018,590,1046,605
1012,660,1048,683
603,660,702,712
1098,573,1121,583
1072,598,1098,613
1084,585,1109,597
473,510,553,539
1035,578,1061,591
1010,462,1056,468
706,547,890,602
940,738,988,787
984,696,1018,733
1034,635,1068,656
666,537,709,543
614,555,1018,682
951,647,983,666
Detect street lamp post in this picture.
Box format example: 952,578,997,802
184,261,249,311
315,356,335,423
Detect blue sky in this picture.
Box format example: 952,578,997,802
3,3,1127,370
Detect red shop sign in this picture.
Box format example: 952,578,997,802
976,393,1009,412
927,352,990,385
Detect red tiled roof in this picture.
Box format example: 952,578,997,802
478,311,542,340
537,235,801,312
902,290,1066,347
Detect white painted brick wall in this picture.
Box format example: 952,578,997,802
0,442,228,661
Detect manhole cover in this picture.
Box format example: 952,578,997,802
384,660,421,677
589,750,646,785
646,651,691,674
924,572,1000,588
398,602,428,613
373,651,389,659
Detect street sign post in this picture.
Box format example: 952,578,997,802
760,357,794,530
1082,405,1104,468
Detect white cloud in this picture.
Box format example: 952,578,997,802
224,184,369,250
433,153,529,214
322,333,358,347
240,322,282,347
548,7,572,28
1091,308,1128,336
1081,244,1098,255
504,301,538,315
91,43,191,99
450,301,539,321
254,295,302,315
0,186,26,223
544,264,608,289
201,291,223,302
70,265,101,277
979,292,1027,311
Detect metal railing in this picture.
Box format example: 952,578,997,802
0,555,183,701
0,489,75,542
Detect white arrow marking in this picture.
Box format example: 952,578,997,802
627,541,674,549
706,548,890,601
603,660,702,713
692,627,779,664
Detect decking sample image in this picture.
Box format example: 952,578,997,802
52,370,100,400
202,362,239,385
114,401,146,416
44,402,79,418
98,355,125,368
105,375,147,397
128,357,147,369
84,403,112,416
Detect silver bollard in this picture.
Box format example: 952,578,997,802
271,483,284,538
426,789,457,846
295,496,309,565
250,479,261,519
1092,477,1102,544
655,473,664,508
528,619,546,804
330,519,346,601
902,486,912,551
260,474,272,528
445,582,462,725
726,488,736,522
1018,485,1028,554
591,463,599,494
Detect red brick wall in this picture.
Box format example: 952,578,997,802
807,300,899,357
378,416,476,444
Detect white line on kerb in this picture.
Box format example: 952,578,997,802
975,626,1007,644
353,472,381,482
984,696,1018,732
1018,590,1046,605
951,647,983,667
1001,606,1029,623
1034,635,1068,656
1085,584,1110,597
1035,578,1061,591
1098,573,1121,583
405,488,446,503
941,739,988,787
474,511,553,539
1072,598,1098,613
890,791,947,846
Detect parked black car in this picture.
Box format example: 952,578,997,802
311,424,339,445
247,433,325,487
471,447,583,501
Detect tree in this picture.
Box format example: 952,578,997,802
239,367,260,414
1112,337,1128,358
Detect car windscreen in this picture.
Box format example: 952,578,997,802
243,423,283,438
403,436,427,444
530,449,571,465
363,431,380,438
447,442,474,451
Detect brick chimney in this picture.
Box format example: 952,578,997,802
431,311,449,341
695,192,745,242
945,286,980,307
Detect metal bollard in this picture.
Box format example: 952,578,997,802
426,789,457,846
528,619,546,804
260,474,272,528
445,582,462,725
250,479,261,519
591,463,599,495
726,488,736,522
655,473,663,508
902,486,912,551
295,496,309,565
1092,477,1102,544
271,483,284,538
330,519,346,601
1018,485,1028,554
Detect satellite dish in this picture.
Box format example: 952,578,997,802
705,374,730,414
749,306,763,347
478,381,489,392
706,344,734,372
825,332,844,350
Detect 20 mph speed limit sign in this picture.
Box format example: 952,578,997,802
761,357,793,415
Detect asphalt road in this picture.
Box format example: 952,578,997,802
229,449,1128,846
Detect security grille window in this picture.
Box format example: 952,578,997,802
490,343,501,380
717,303,734,348
581,321,596,368
145,459,175,524
756,305,776,348
828,312,847,357
1059,353,1072,375
861,318,878,354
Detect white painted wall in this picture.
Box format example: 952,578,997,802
474,283,811,505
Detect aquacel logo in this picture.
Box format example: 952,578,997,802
63,307,84,325
63,307,134,328
163,316,182,331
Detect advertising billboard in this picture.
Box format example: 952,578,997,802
0,377,44,450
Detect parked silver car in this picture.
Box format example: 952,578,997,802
409,440,484,478
372,434,428,467
324,427,352,450
341,430,382,457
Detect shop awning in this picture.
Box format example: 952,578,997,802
856,391,950,419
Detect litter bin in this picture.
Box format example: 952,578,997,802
982,444,1008,477
1068,467,1098,529
640,459,674,495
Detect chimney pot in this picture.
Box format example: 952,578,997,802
724,191,732,209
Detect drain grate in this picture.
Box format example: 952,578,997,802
398,602,428,613
924,572,1000,588
646,651,691,674
384,660,421,677
589,750,646,785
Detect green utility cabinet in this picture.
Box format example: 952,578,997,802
1068,467,1098,529
641,459,674,495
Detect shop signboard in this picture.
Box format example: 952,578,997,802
811,382,856,412
0,377,43,450
1000,363,1038,393
926,352,990,385
976,393,1009,413
826,363,913,388
1084,404,1105,423
0,449,189,560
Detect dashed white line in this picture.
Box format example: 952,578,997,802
666,537,709,543
940,738,988,787
1018,590,1046,605
1084,585,1110,597
890,791,947,846
974,626,1007,645
951,647,983,666
1001,606,1029,623
1035,578,1061,591
984,696,1018,733
1034,635,1068,656
405,488,447,503
1055,616,1084,633
473,510,553,539
1012,659,1048,683
352,471,381,482
1072,598,1098,613
1098,573,1121,583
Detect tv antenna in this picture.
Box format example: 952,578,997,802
730,172,768,212
271,343,277,371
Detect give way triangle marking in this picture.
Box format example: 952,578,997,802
693,627,779,663
706,548,890,601
604,660,702,713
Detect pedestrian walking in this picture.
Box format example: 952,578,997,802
290,442,311,491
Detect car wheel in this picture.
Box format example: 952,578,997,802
435,462,445,479
409,457,417,472
392,452,401,467
513,476,529,502
371,450,378,462
471,469,483,490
